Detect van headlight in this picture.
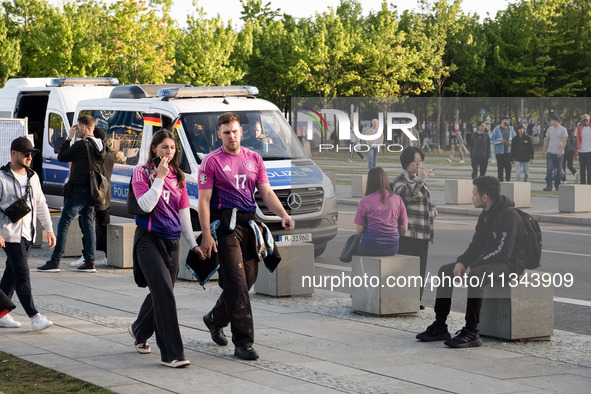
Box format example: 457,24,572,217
322,174,336,199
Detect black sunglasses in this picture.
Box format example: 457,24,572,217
21,152,34,158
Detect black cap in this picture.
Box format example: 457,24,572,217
11,137,40,153
501,115,510,120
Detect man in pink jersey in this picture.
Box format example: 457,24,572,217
198,112,293,360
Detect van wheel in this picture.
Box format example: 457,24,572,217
314,242,327,257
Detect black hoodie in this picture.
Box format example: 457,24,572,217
58,136,106,188
456,195,527,274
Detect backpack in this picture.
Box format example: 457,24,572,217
514,208,542,270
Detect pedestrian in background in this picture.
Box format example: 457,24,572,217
447,124,465,164
575,114,591,184
542,114,568,191
365,119,383,169
470,121,490,179
0,137,55,331
491,115,515,182
510,124,534,182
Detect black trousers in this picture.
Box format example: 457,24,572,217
434,261,510,330
579,152,591,184
211,226,258,347
397,236,429,299
496,153,512,181
132,231,184,362
0,238,37,317
471,157,488,179
562,153,577,178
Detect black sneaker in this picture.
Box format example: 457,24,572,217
543,187,553,191
202,314,228,346
416,322,451,341
444,327,483,348
77,261,96,273
38,261,60,272
234,344,259,360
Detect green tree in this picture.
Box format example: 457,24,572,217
105,0,175,84
0,13,21,85
173,3,245,85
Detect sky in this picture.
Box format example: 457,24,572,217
178,0,516,25
48,0,517,26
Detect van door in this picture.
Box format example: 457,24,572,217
14,91,49,180
42,111,71,206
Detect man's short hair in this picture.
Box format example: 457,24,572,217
473,176,500,201
399,146,424,170
515,124,525,131
582,114,590,121
549,114,560,122
78,115,95,127
501,115,510,120
218,112,241,128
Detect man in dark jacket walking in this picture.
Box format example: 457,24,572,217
415,176,526,348
470,121,490,179
511,124,535,182
38,115,106,273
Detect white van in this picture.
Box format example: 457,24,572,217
0,77,119,207
75,85,338,256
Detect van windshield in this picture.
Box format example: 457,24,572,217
181,110,307,162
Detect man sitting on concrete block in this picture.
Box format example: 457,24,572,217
416,176,527,348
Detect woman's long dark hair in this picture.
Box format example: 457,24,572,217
146,129,185,189
365,167,392,203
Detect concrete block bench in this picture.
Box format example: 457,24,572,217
255,241,314,297
106,223,136,268
500,182,531,208
48,214,83,257
559,184,591,213
351,174,367,198
444,179,473,205
351,254,420,315
479,272,554,340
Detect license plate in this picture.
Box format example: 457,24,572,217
278,233,312,242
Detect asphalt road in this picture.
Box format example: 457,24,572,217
315,208,591,336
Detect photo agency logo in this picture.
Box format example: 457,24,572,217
298,105,418,154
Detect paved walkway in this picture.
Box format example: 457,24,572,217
1,242,590,393
1,158,590,393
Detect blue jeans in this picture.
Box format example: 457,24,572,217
545,153,564,189
50,188,95,263
368,147,378,169
515,161,529,182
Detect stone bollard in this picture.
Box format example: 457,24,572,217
254,241,314,297
351,174,367,198
444,179,473,204
500,182,531,208
106,223,136,268
479,272,554,340
558,184,591,213
351,254,420,315
49,215,83,257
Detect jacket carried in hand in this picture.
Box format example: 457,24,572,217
456,195,527,275
0,164,53,243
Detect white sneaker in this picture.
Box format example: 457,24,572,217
102,257,108,265
30,313,53,331
70,256,85,267
460,159,465,163
0,314,21,328
447,158,452,163
575,172,580,184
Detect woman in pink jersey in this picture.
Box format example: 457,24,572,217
128,129,202,368
354,167,408,256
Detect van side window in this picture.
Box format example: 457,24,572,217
91,110,144,166
48,113,68,152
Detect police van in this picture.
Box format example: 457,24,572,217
75,85,338,256
0,77,119,207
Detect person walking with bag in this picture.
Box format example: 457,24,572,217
128,129,202,368
0,137,56,330
38,115,105,273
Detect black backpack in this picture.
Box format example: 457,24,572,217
514,208,542,270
